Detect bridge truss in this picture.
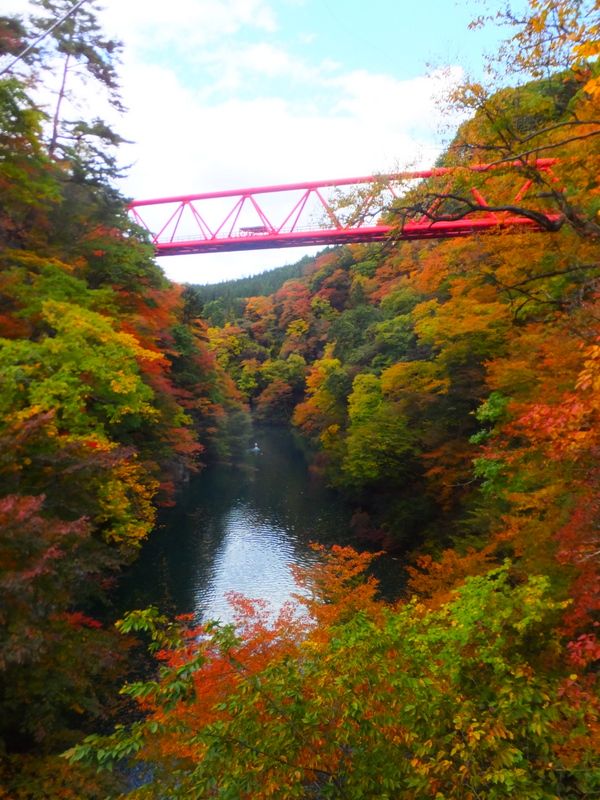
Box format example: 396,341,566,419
128,159,561,256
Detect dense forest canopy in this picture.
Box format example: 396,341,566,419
193,256,315,305
1,0,599,797
0,2,249,794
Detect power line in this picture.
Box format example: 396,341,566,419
0,0,90,78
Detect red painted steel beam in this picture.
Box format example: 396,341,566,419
148,217,562,256
128,159,561,256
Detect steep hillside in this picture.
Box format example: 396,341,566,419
3,1,600,797
0,28,247,798
192,254,316,307
197,69,600,621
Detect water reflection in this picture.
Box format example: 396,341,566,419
118,429,352,621
197,504,311,622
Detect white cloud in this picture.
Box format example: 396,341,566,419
2,0,465,283
102,0,277,52
117,59,461,197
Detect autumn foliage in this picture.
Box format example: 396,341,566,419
71,547,600,798
3,0,600,797
0,8,247,793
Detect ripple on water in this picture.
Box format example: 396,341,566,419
117,429,402,622
194,502,318,623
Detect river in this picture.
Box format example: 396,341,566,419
118,428,402,622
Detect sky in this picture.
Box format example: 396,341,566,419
3,0,525,284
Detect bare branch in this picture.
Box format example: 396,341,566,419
392,192,564,232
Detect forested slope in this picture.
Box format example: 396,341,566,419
193,255,315,318
1,1,599,798
192,66,600,597
0,8,247,795
79,6,600,795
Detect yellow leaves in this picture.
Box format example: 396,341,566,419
530,11,548,34
381,361,449,401
0,249,75,275
285,318,309,339
488,323,583,399
245,295,275,319
109,371,138,394
504,0,600,106
466,724,490,743
413,287,508,349
570,18,600,97
576,339,600,393
581,68,600,100
12,403,46,423
115,331,164,365
206,323,245,356
574,38,600,61
96,460,158,545
42,299,162,362
320,423,340,448
0,300,162,433
292,349,346,438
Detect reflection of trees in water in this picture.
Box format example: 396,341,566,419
117,429,352,617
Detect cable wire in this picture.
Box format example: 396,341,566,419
0,0,90,78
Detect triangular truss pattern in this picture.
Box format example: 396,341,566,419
128,159,562,256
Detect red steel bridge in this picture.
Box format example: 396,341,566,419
128,159,561,256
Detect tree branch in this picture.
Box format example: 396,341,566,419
393,192,564,232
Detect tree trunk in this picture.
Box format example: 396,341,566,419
48,50,70,158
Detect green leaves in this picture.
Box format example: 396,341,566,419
0,300,159,436
342,373,415,485
69,556,599,799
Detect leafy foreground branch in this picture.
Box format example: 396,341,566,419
69,547,599,799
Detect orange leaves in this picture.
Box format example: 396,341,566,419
245,295,275,319
509,0,600,87
245,295,276,343
274,279,312,331
93,545,387,783
488,322,584,400
412,279,509,363
72,557,600,798
292,350,345,439
496,332,599,467
292,544,383,632
0,75,255,796
510,393,596,460
474,308,600,635
421,440,475,511
117,596,308,772
406,546,495,608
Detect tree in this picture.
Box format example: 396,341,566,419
69,550,600,799
341,373,415,486
387,1,600,243
0,9,252,796
0,78,59,249
292,347,348,447
27,0,124,159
